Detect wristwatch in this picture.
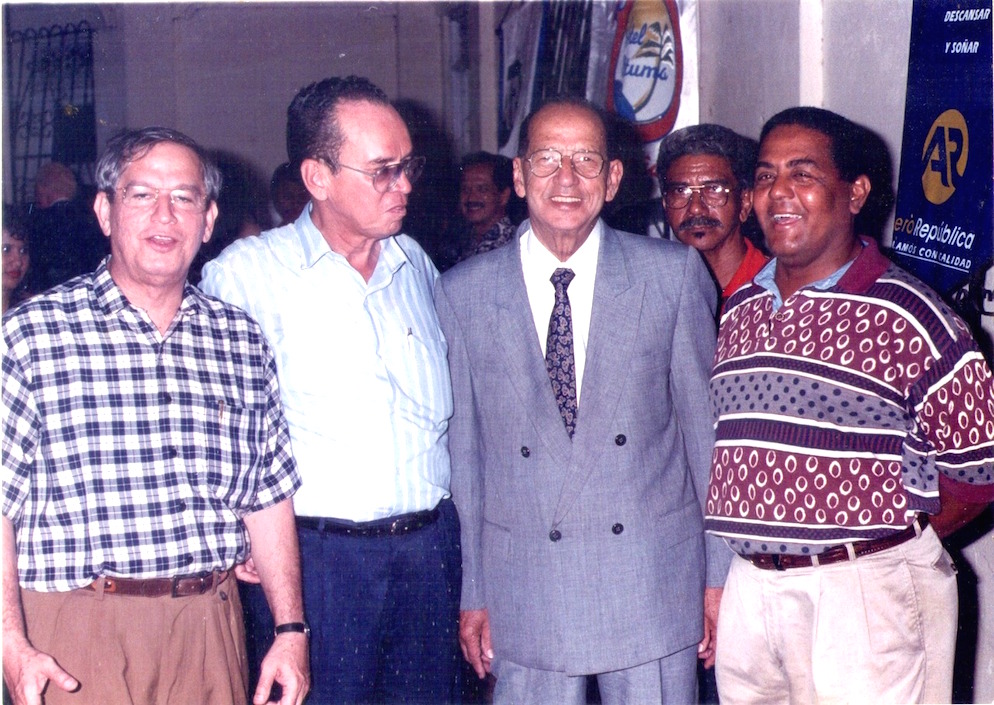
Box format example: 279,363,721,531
274,621,311,638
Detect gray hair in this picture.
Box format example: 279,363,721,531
95,127,222,203
656,124,758,189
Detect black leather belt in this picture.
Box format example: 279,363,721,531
296,508,440,537
745,515,929,571
84,570,230,597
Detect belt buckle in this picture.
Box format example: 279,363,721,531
172,573,207,597
390,517,404,534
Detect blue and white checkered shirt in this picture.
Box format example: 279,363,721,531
2,261,301,592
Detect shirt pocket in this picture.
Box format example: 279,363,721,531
187,398,265,510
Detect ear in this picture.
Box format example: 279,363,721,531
512,158,527,198
93,191,112,238
201,201,219,244
848,175,871,215
604,159,624,203
300,158,330,202
738,188,754,223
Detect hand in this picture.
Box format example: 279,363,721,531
697,587,722,669
459,608,493,679
253,632,310,705
234,557,262,584
3,638,79,705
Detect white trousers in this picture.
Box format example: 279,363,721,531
715,526,958,705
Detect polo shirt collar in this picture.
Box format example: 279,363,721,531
755,237,888,308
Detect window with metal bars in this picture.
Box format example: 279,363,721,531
5,18,96,206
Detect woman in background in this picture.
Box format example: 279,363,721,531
3,208,32,313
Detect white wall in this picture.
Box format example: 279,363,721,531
699,0,912,171
5,2,452,192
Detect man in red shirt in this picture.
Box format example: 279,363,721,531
657,124,767,306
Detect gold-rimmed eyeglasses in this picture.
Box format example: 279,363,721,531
662,183,736,210
525,149,606,179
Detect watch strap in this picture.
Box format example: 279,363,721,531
274,621,310,637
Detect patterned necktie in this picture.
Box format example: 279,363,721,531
546,268,577,438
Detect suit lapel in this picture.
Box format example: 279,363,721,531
491,240,574,462
553,226,644,523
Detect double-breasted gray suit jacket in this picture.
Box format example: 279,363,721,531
436,221,731,675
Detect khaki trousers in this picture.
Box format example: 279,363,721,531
21,574,248,705
715,526,958,705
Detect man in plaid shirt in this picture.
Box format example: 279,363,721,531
2,128,309,705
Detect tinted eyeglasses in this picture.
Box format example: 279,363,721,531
662,183,736,209
335,155,426,193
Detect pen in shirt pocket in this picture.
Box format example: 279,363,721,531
218,399,225,423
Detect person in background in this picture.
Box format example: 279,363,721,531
657,124,766,308
2,209,32,314
2,127,309,705
270,162,310,226
707,106,994,704
439,97,728,704
26,162,107,293
201,76,461,704
455,152,516,259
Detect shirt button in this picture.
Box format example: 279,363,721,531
612,523,624,535
165,446,178,458
159,391,172,404
549,529,562,542
614,434,627,446
521,447,530,458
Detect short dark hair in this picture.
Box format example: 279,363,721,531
517,96,615,160
286,75,390,172
2,206,30,242
760,107,867,182
270,162,303,196
656,124,758,188
95,127,222,202
460,151,513,192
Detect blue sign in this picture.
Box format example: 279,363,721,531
891,0,992,296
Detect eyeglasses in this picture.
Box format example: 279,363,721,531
662,183,736,209
116,185,207,213
335,155,426,193
525,149,606,179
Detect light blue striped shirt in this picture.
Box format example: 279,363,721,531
200,207,452,521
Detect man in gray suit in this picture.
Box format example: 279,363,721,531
437,97,730,703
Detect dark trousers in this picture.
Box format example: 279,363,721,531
242,499,462,704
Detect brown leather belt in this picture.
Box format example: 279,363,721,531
84,570,230,597
296,507,440,537
745,515,929,571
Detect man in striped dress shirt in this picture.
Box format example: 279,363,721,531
707,107,994,704
200,76,460,704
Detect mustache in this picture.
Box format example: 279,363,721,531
678,216,722,231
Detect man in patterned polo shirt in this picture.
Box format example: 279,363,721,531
2,127,309,705
707,107,994,704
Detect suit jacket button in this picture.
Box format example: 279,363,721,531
521,446,530,458
612,523,624,535
615,434,626,446
549,529,562,542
